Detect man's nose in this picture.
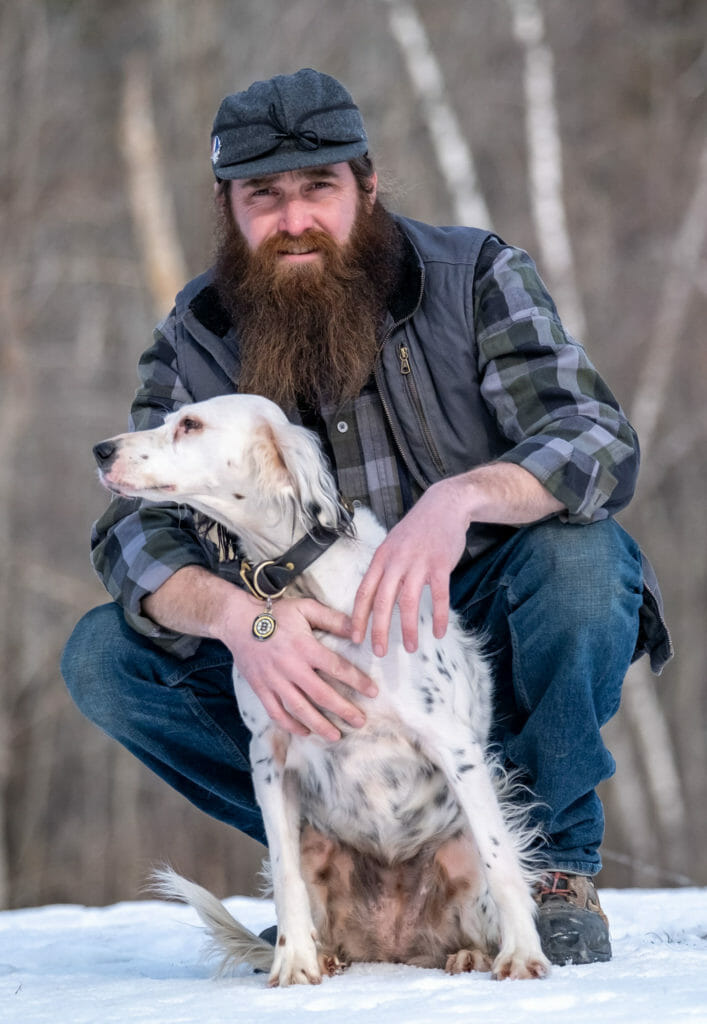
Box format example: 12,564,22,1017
93,440,117,467
277,198,314,236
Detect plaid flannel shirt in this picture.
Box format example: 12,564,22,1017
91,234,639,657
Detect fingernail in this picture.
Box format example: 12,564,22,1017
352,714,365,728
373,643,384,657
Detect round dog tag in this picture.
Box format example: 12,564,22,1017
252,611,277,641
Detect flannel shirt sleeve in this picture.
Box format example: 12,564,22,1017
474,243,639,522
90,312,218,657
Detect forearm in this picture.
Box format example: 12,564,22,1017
142,565,254,644
451,461,565,527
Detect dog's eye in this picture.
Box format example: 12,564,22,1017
179,416,203,434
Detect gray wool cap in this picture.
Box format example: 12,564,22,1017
210,68,368,180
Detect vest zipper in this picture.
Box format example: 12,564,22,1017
373,259,447,487
397,343,447,477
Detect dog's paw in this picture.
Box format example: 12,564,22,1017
319,950,347,976
491,948,551,980
267,934,323,987
445,948,494,974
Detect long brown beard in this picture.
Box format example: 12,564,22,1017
212,196,402,409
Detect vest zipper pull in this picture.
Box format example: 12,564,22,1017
399,344,411,375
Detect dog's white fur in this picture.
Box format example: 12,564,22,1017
97,393,550,985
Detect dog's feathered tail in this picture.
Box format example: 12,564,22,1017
151,866,274,975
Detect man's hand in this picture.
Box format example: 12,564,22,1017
351,478,469,657
143,566,378,742
224,595,379,742
350,464,565,657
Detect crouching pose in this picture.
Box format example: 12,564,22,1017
62,68,671,974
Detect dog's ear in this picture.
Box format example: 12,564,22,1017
250,420,292,493
252,418,345,534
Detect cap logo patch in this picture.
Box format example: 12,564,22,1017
211,135,222,165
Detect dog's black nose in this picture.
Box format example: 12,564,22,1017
93,440,117,467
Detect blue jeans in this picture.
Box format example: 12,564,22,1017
61,517,643,875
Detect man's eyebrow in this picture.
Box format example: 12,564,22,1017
237,166,339,190
237,174,278,190
298,166,338,181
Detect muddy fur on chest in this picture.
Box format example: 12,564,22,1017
299,824,491,969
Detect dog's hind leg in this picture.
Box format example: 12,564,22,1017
250,728,324,987
420,728,550,980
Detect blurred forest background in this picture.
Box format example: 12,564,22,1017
1,0,706,910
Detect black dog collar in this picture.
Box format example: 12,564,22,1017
239,522,342,600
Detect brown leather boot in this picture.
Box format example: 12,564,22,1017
533,871,612,965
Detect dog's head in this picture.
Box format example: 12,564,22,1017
93,394,349,543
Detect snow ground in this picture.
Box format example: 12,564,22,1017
1,888,706,1024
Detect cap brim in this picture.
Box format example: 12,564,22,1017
213,138,369,180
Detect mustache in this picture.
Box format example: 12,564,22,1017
252,227,356,274
265,229,333,254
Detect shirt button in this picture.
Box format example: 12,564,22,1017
337,420,349,433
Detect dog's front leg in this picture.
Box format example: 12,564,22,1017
250,729,323,986
422,730,550,980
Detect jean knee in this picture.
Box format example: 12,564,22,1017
61,603,134,724
521,519,642,626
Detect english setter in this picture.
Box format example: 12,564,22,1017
93,393,550,986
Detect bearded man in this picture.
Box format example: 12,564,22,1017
62,69,670,967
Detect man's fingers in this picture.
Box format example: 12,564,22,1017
317,647,378,699
302,599,353,638
396,573,427,653
254,686,311,738
275,661,369,740
253,674,343,741
429,570,451,639
350,561,384,644
281,685,343,742
368,571,403,658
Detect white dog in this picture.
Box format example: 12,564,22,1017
94,393,550,986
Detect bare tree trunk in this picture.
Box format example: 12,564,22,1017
601,714,660,881
381,0,492,228
508,0,586,338
630,132,707,465
120,53,189,320
622,661,688,870
609,132,707,882
0,0,50,910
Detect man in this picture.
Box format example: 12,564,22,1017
62,68,671,966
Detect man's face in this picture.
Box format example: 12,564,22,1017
225,162,377,265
